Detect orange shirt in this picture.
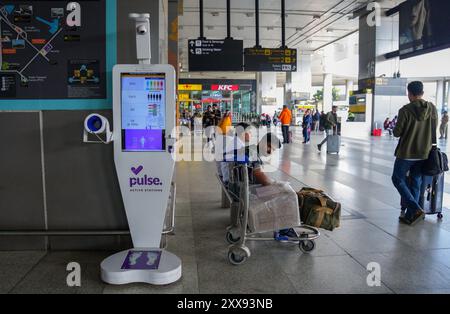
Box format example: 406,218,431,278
279,109,292,125
219,116,232,135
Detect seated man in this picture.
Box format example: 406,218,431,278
216,122,251,185
233,131,298,241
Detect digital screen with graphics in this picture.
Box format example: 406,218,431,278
399,0,450,59
121,250,162,270
121,73,166,152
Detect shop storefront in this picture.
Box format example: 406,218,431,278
178,79,257,121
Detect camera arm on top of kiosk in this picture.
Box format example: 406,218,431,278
83,13,152,144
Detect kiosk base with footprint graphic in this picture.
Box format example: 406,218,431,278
101,249,181,285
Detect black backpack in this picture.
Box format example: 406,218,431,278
423,146,449,176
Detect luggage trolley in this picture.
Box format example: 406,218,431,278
218,162,321,265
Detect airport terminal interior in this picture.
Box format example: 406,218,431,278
1,0,450,295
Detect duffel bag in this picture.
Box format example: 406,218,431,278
297,188,341,231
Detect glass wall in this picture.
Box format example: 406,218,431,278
423,81,438,107
178,79,257,120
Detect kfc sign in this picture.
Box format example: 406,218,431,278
211,85,240,91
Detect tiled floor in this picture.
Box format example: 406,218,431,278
2,127,450,294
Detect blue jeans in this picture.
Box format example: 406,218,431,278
303,127,310,142
319,129,332,146
391,158,424,220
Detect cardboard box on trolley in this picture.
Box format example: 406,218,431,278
248,182,300,233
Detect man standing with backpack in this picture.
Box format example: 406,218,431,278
317,106,338,151
392,81,438,226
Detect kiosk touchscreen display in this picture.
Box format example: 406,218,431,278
121,73,166,152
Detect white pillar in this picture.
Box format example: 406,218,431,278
447,81,450,112
261,72,277,98
323,73,333,112
345,80,354,103
291,53,312,97
285,73,292,109
436,79,445,113
260,72,278,113
256,72,263,114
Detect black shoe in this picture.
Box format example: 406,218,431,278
317,144,322,151
409,210,425,226
399,216,411,225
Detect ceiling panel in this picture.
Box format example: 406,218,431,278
178,0,399,76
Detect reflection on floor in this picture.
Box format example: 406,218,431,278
2,127,450,294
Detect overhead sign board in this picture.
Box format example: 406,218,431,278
188,38,243,72
178,84,202,91
211,84,239,91
358,77,407,96
178,93,190,101
244,48,297,72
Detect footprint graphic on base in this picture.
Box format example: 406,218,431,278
129,252,143,266
146,252,159,266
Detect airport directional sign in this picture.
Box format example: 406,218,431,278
188,38,243,71
244,48,297,72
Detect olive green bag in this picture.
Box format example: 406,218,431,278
297,188,341,231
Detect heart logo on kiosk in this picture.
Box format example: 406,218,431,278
131,166,144,175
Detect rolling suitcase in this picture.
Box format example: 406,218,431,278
420,174,444,219
401,174,444,220
327,135,341,154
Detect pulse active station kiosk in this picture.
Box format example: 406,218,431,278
98,14,181,285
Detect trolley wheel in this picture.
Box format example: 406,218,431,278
226,231,241,244
438,213,444,220
228,249,248,266
299,240,316,253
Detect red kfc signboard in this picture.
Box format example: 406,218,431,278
211,85,240,91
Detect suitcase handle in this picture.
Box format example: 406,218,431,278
426,185,432,202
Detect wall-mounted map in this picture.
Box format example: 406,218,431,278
0,0,106,99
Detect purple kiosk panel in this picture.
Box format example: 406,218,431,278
121,73,166,152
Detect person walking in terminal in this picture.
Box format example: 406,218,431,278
278,105,292,144
317,106,338,151
384,117,393,136
440,111,449,140
302,109,313,144
392,81,438,226
319,110,326,133
312,110,321,133
203,105,215,143
212,104,222,127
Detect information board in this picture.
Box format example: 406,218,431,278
121,73,166,152
188,38,243,71
358,77,407,96
0,0,107,100
244,48,297,72
399,0,450,59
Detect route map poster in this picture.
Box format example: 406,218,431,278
0,0,107,100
